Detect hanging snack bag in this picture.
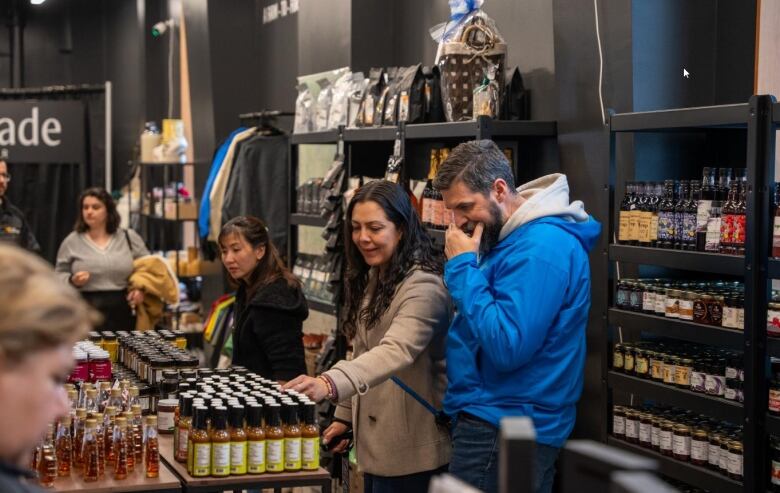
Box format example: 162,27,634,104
347,75,369,128
356,68,385,128
501,67,530,120
389,64,425,125
294,83,314,133
430,0,507,122
330,72,362,129
314,78,334,131
374,67,399,127
422,66,445,123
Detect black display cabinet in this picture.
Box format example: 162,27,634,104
603,95,777,492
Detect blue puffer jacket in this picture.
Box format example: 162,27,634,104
443,173,601,447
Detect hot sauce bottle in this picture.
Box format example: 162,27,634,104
145,415,160,478
229,405,248,475
246,404,266,474
210,407,231,477
189,406,211,477
283,402,302,472
301,402,320,471
265,404,285,473
176,395,194,463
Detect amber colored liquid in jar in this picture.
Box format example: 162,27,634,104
82,420,100,482
113,418,129,480
122,412,135,473
56,418,72,477
145,416,160,478
39,445,57,487
73,409,87,471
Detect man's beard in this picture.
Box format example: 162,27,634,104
463,201,504,254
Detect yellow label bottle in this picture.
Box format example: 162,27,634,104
246,405,266,474
190,407,211,477
301,402,320,470
210,408,231,477
283,403,302,472
229,405,248,475
265,403,285,473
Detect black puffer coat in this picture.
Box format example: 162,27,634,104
232,278,309,381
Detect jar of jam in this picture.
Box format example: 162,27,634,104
642,285,656,314
665,290,681,318
639,413,652,448
650,415,661,451
705,363,726,397
625,410,639,444
691,427,709,466
659,420,674,457
675,358,693,388
663,356,677,386
678,292,694,321
654,287,667,316
724,379,738,401
722,295,738,329
650,352,665,381
734,296,744,330
708,295,724,326
693,294,711,324
769,302,780,337
616,281,630,310
708,432,722,470
770,380,780,416
613,343,625,372
771,438,780,490
691,359,707,392
612,406,626,439
672,424,691,462
630,283,643,312
719,436,731,474
624,345,635,375
635,349,649,379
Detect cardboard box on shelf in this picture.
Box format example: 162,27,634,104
163,200,198,220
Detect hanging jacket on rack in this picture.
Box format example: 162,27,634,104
199,127,247,240
221,133,290,254
208,127,258,242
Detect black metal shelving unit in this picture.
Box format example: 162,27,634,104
604,96,777,492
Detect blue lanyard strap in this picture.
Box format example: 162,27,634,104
390,376,440,416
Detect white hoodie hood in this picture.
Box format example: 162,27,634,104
499,173,589,241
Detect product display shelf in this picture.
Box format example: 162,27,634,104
404,119,557,140
607,245,744,276
608,309,744,349
608,372,743,423
306,296,337,315
52,461,181,493
609,103,750,132
606,437,743,493
343,126,399,142
605,96,778,492
290,129,340,145
290,213,329,228
158,435,331,493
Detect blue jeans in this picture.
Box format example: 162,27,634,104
364,465,448,493
449,413,559,493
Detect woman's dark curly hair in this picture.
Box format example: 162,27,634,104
343,180,443,339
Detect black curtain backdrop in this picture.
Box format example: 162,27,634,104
0,86,106,263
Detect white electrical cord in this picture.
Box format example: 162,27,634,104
594,0,607,126
168,22,174,119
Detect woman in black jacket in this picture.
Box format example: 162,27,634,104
219,216,308,382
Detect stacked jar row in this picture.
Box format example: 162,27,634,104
615,279,744,330
612,405,743,482
613,340,744,403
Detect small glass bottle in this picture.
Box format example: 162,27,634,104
190,406,211,477
229,405,248,475
246,404,266,474
98,381,112,412
104,406,118,467
145,415,160,478
301,402,320,470
210,407,231,477
131,404,144,464
265,403,285,473
112,417,129,480
73,408,87,471
39,424,57,488
108,388,124,412
122,412,135,472
283,403,302,472
56,416,72,477
82,419,100,482
92,412,105,478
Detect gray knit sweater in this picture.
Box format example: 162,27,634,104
55,229,149,292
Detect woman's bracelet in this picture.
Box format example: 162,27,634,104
318,374,338,401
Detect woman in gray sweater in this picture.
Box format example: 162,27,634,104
55,188,149,332
285,181,451,492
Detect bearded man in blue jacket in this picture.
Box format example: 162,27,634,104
434,140,600,493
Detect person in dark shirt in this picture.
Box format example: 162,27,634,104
218,215,308,383
0,244,97,492
0,159,40,253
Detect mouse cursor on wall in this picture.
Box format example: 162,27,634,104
683,68,690,78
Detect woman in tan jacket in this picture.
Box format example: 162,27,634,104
285,180,451,492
